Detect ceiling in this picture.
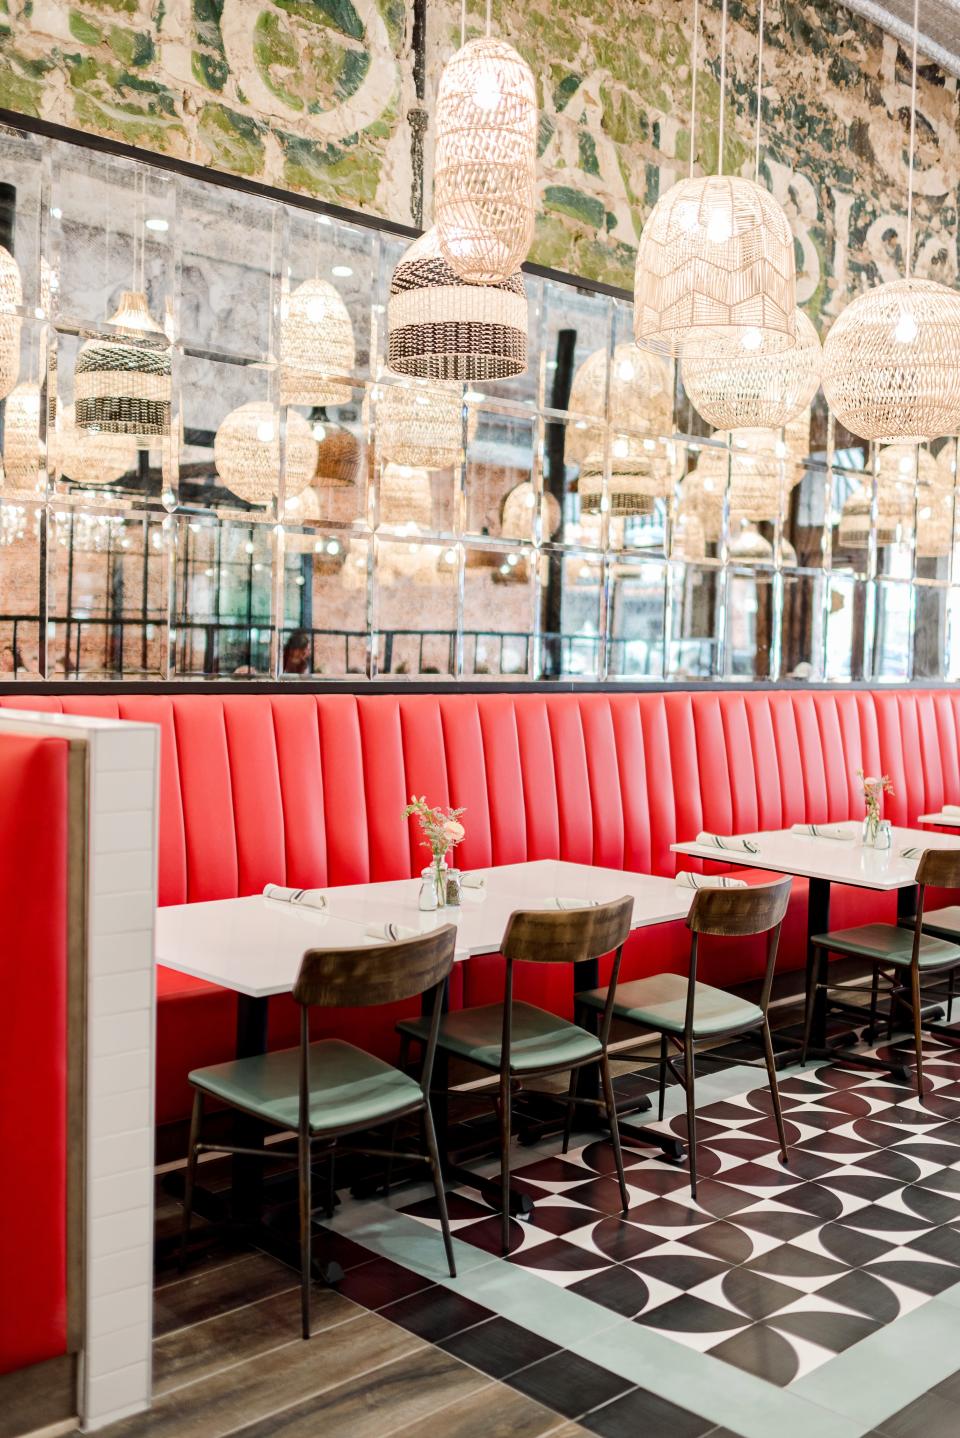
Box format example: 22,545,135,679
844,1,960,76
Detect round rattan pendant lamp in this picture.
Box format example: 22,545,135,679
74,289,171,441
567,344,674,462
310,413,361,488
2,382,44,493
501,480,562,540
693,408,811,522
822,1,960,444
0,244,22,400
387,227,527,381
280,277,355,407
214,402,318,505
433,1,538,284
683,308,822,429
633,0,796,359
55,402,138,486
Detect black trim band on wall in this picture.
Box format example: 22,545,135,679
0,108,633,304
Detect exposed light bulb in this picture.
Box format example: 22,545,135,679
256,421,274,442
740,327,763,351
894,311,918,344
312,422,327,442
706,207,733,244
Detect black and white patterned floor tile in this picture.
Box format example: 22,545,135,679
402,1037,960,1389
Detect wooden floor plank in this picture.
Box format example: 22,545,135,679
153,1285,361,1396
223,1346,490,1438
91,1312,423,1438
386,1378,567,1438
153,1254,302,1336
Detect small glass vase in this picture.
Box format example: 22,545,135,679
433,858,448,908
861,813,880,847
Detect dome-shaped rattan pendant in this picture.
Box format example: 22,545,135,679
388,228,527,381
0,244,21,401
74,290,171,441
822,278,960,444
681,309,822,430
633,176,797,358
433,37,538,285
280,278,355,407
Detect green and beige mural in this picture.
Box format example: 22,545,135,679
0,0,958,316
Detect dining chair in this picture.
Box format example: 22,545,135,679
397,896,634,1254
804,849,960,1095
180,925,458,1339
575,879,793,1198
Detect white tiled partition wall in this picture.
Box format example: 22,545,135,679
0,709,158,1430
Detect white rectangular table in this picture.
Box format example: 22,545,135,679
918,811,960,827
156,859,694,1242
671,824,960,1073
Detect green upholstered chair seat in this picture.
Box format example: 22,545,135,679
578,973,763,1038
812,922,960,968
398,1002,602,1073
190,1038,423,1133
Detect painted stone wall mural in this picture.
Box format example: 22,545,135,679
0,0,958,319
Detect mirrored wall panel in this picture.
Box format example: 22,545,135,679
0,122,957,684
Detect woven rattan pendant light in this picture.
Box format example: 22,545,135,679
75,289,171,440
312,416,361,488
634,0,796,359
388,227,527,381
683,308,822,429
916,487,955,557
371,381,465,471
214,402,318,505
693,409,811,522
822,1,960,444
55,402,137,486
433,0,538,285
379,462,433,529
838,486,901,548
671,503,707,561
0,244,21,401
2,382,43,493
567,344,674,463
280,276,355,407
501,480,562,540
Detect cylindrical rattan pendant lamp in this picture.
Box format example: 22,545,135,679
433,1,538,285
822,0,960,444
0,244,22,401
387,228,527,381
74,289,171,441
633,0,796,359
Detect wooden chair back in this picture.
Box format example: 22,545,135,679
687,878,792,1021
501,897,633,965
915,848,960,892
293,925,457,1008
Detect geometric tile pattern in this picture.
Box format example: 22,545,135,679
402,1036,960,1390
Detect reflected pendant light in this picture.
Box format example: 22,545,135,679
74,290,171,440
0,244,21,400
577,449,658,517
55,401,138,486
633,0,796,358
567,344,674,463
371,381,465,471
916,488,954,558
876,442,940,525
694,409,811,522
838,485,901,548
2,382,44,494
682,309,822,429
387,227,527,381
433,2,538,285
670,504,706,562
501,480,562,540
378,462,433,529
313,418,361,488
822,2,960,443
280,278,355,407
214,402,318,505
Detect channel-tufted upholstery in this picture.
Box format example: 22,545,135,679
3,687,959,1126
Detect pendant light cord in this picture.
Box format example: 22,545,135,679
754,0,765,181
717,0,728,177
460,0,466,46
689,0,699,179
485,0,491,38
905,0,919,279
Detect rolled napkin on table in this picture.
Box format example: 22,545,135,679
544,896,600,910
942,805,960,817
900,846,925,860
675,871,747,890
263,883,327,912
695,832,760,854
790,823,855,841
461,873,486,889
365,922,419,942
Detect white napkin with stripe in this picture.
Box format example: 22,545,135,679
461,873,486,889
696,832,760,854
675,871,747,890
790,823,855,841
263,883,327,912
365,922,418,942
543,897,600,910
942,805,960,817
900,846,925,860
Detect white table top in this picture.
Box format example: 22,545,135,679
918,812,960,828
155,859,692,999
671,825,960,891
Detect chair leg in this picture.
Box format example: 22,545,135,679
561,1065,578,1155
326,1143,337,1218
299,1125,313,1341
600,1054,629,1213
657,1033,668,1122
499,1067,512,1256
423,1103,456,1279
948,968,956,1024
910,964,924,1099
801,947,820,1067
866,966,880,1045
383,1123,397,1198
682,1034,697,1200
761,1019,789,1167
179,1089,203,1270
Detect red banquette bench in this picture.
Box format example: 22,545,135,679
3,687,959,1131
